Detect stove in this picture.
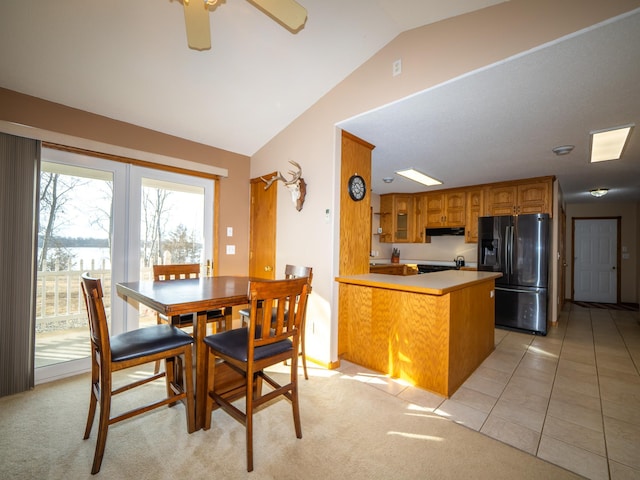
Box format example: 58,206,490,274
416,264,459,274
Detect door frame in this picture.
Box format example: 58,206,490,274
249,174,277,279
559,206,566,310
571,216,621,303
35,148,216,383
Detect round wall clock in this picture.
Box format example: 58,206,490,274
348,174,366,201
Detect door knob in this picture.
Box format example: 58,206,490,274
264,265,273,272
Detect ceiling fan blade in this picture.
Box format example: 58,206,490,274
183,0,211,50
248,0,307,32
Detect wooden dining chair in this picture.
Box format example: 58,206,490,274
80,273,195,475
203,277,309,472
153,263,227,373
239,265,312,379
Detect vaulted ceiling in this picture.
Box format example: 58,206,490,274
1,1,638,203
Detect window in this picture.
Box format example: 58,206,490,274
35,147,214,383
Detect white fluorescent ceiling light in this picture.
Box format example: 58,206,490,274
395,168,442,186
590,124,633,162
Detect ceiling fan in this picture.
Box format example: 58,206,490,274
182,0,308,50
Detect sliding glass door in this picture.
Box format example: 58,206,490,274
127,167,213,329
35,147,214,383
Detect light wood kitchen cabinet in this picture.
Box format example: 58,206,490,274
378,194,416,243
425,191,466,227
465,188,483,243
414,193,428,242
485,177,552,217
369,263,418,275
377,176,553,244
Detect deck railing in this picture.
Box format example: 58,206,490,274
36,260,154,333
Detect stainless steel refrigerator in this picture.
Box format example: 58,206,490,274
477,213,550,335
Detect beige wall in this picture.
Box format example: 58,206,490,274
0,88,251,276
565,202,639,303
251,0,640,364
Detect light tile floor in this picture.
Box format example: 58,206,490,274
337,303,640,480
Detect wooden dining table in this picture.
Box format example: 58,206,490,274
115,275,254,430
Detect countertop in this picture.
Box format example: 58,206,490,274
369,258,478,268
336,270,501,296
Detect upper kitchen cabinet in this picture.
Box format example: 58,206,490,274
425,190,466,227
378,194,416,243
465,188,483,243
485,177,553,217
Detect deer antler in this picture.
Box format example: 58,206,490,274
283,160,301,185
260,171,286,189
260,160,302,189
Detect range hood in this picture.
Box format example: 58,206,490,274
425,227,465,237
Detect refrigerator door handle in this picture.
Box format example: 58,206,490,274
504,226,510,274
495,286,542,294
508,225,514,275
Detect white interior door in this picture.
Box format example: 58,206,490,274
573,218,617,303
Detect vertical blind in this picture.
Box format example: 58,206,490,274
0,133,40,397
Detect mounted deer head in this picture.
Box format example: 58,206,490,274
260,160,307,211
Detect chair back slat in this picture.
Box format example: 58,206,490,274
81,273,111,361
153,263,201,281
248,277,308,349
284,264,312,289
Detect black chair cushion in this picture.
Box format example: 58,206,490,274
111,324,194,363
203,328,292,363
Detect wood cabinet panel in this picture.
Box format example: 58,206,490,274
425,191,465,227
485,185,517,216
379,176,553,245
340,131,374,275
378,194,416,243
465,188,482,243
518,181,551,214
337,278,496,396
369,264,418,275
485,177,552,217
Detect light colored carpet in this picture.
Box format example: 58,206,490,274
0,366,582,479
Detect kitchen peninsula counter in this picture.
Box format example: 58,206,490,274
336,270,502,397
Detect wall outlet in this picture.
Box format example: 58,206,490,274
392,59,402,76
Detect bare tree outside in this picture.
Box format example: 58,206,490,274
141,187,171,267
36,156,209,372
140,187,203,266
163,224,202,264
89,181,114,263
38,172,84,271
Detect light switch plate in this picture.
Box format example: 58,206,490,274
227,227,233,237
226,245,235,255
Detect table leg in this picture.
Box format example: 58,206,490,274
194,310,208,430
223,306,233,331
